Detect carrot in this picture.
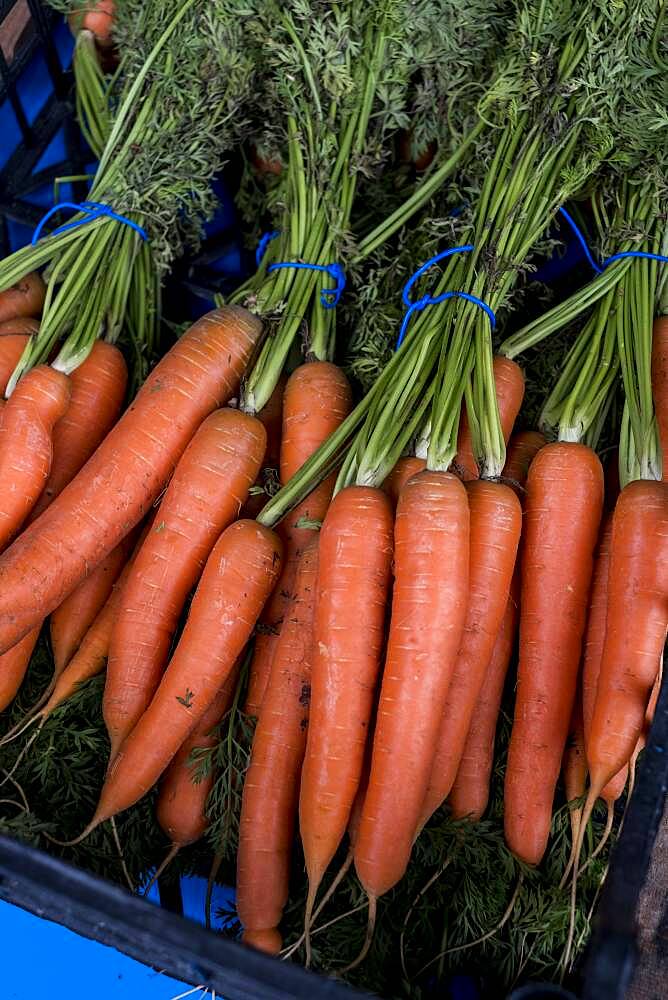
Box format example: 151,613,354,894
238,541,319,954
0,365,70,550
563,692,587,848
68,1,115,47
71,520,282,839
0,318,39,336
104,408,266,758
504,443,604,865
241,374,287,520
50,539,131,677
0,629,41,714
244,362,352,718
30,342,128,520
300,486,393,955
651,316,668,479
0,306,262,653
382,456,426,508
419,480,522,827
354,471,469,916
454,356,525,480
502,431,547,488
0,272,45,324
0,335,29,395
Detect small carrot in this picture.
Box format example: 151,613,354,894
0,272,45,324
0,305,263,653
562,693,587,856
0,365,70,550
0,629,41,714
0,335,29,395
354,471,469,915
0,318,39,336
244,362,352,718
104,408,266,758
300,487,393,958
651,316,668,479
68,0,115,47
382,456,426,508
238,541,319,954
71,520,282,839
30,342,128,520
455,356,525,480
504,442,604,865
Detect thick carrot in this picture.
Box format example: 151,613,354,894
419,480,522,826
0,272,45,324
0,335,29,395
50,539,130,677
354,471,469,903
504,443,604,865
454,357,525,480
0,306,262,653
238,541,319,954
244,362,352,717
300,487,393,941
0,365,70,550
30,342,128,520
76,520,282,836
0,629,41,714
104,408,266,758
651,316,668,479
382,456,426,508
0,318,39,336
449,570,520,821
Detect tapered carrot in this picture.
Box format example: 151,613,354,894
504,443,603,865
382,456,426,508
71,520,282,839
0,629,41,713
0,272,45,323
420,480,522,826
455,357,525,480
0,318,39,336
244,362,352,717
30,342,128,520
0,306,263,653
0,365,70,550
300,487,393,954
238,541,319,954
651,316,668,479
0,335,29,395
354,471,469,913
563,693,587,851
104,408,266,758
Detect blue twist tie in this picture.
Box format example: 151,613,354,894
396,245,496,350
255,231,346,309
558,207,668,274
31,200,148,246
255,229,280,268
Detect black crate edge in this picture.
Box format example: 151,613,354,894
0,835,373,1000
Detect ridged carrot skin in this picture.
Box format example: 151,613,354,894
420,480,522,826
651,316,668,480
382,456,426,508
0,628,41,713
0,318,39,336
586,481,668,798
244,362,352,718
0,365,70,550
0,306,263,653
0,335,29,395
50,539,131,677
455,356,525,480
504,443,603,865
0,272,45,324
300,487,394,913
104,408,266,758
86,520,282,829
238,542,319,954
30,342,128,520
354,471,469,899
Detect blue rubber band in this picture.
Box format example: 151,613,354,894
396,245,496,349
255,229,280,268
557,207,668,274
31,201,148,246
255,232,346,309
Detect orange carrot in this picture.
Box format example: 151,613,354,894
0,365,70,550
68,0,115,47
104,408,266,758
504,443,604,865
563,693,587,843
241,374,287,520
75,520,282,836
238,541,319,954
354,471,469,907
0,629,41,714
30,342,128,520
0,335,29,395
0,306,262,653
419,480,522,826
651,316,668,479
501,431,547,489
300,487,393,950
0,273,45,324
50,539,131,677
382,456,426,508
244,362,352,718
0,318,39,336
454,357,525,480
